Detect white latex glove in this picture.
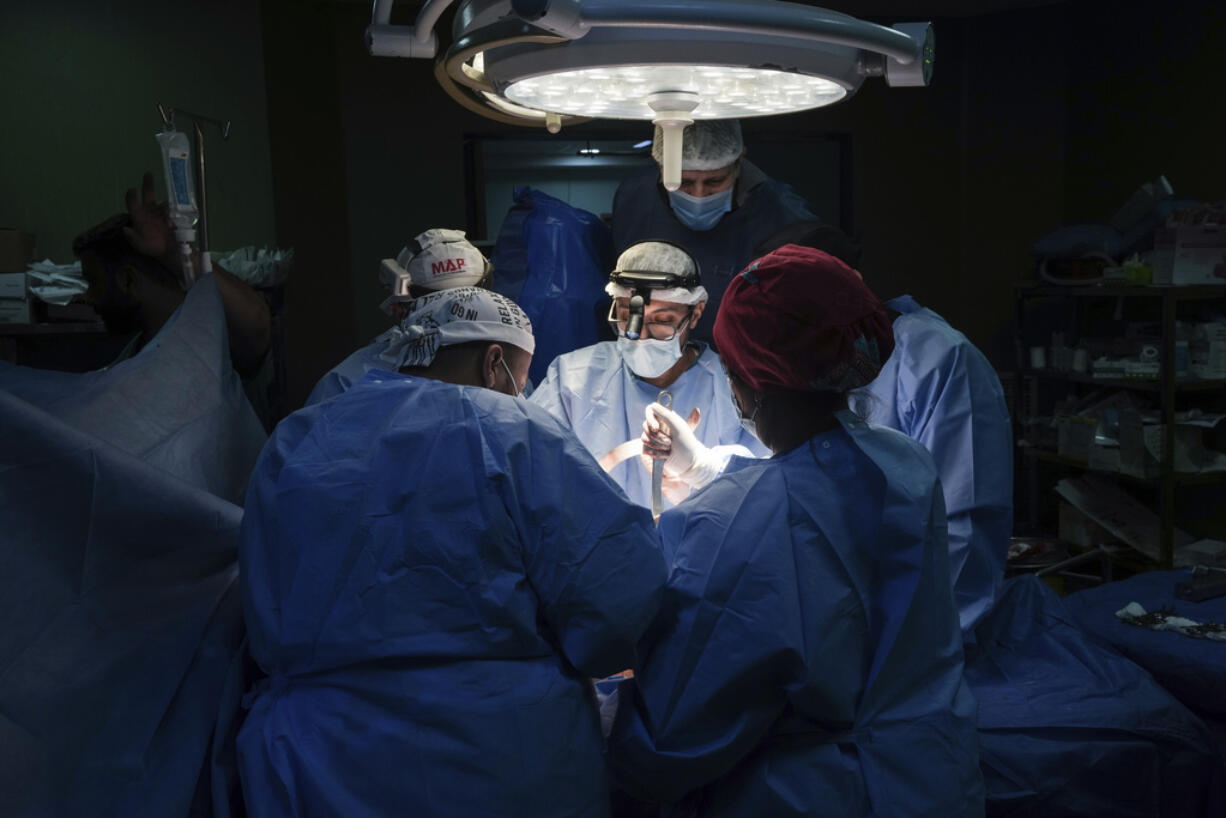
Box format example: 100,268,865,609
642,402,722,489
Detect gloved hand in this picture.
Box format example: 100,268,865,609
642,402,722,489
636,455,697,505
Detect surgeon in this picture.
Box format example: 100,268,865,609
529,240,768,513
650,224,1013,635
610,119,816,346
608,245,983,817
304,228,493,405
776,223,1012,634
238,287,667,818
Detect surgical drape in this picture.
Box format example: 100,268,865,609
0,391,250,818
0,273,266,504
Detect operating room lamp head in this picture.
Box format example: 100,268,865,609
366,0,935,188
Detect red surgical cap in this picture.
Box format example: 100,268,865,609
713,244,895,394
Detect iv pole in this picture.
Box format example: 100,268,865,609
156,103,231,275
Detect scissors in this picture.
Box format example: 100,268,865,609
651,391,673,520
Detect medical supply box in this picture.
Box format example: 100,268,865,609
1152,224,1226,285
0,272,27,299
0,269,30,324
0,229,35,273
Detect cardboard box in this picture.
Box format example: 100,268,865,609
0,298,32,324
1188,323,1226,379
1087,444,1121,473
1153,224,1226,285
1058,501,1114,550
1056,415,1097,461
0,230,35,273
0,272,27,299
1118,411,1160,478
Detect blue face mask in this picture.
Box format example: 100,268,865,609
668,187,733,232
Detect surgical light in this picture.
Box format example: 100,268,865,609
505,65,846,120
367,0,934,186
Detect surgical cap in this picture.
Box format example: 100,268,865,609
378,286,534,369
651,119,743,171
605,241,709,305
713,245,894,394
379,229,488,301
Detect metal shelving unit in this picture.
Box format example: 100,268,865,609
1014,282,1226,569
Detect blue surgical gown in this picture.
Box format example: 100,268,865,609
608,411,984,818
528,341,769,510
491,186,614,386
0,273,267,505
611,160,815,347
851,295,1013,634
0,390,251,818
238,370,667,818
303,331,392,406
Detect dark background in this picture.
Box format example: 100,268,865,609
2,0,1223,410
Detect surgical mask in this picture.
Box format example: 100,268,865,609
616,336,682,379
736,400,760,437
499,357,523,399
729,380,761,438
667,187,733,231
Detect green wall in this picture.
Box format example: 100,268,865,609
0,0,275,263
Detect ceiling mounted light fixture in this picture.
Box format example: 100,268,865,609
367,0,934,188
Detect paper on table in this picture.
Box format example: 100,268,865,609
26,259,87,306
1175,410,1226,429
1176,539,1226,568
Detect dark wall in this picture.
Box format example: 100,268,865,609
198,1,1226,406
1065,0,1226,218
957,3,1071,364
314,5,1066,378
16,2,1217,411
331,7,498,352
261,0,355,411
318,4,979,371
0,0,276,262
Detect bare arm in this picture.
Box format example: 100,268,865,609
211,261,271,377
125,171,271,376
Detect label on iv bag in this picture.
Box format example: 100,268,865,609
156,129,198,215
168,152,193,207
